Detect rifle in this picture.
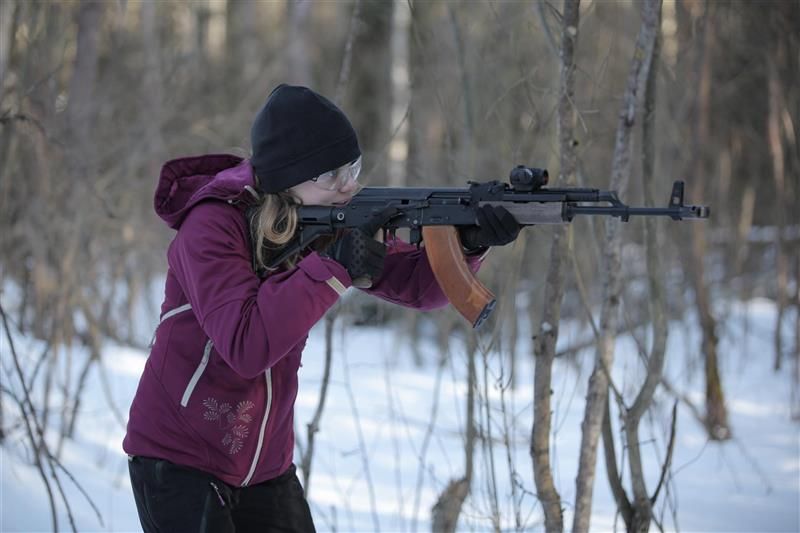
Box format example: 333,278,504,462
268,166,710,328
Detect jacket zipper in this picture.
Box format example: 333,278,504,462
180,339,213,407
149,303,193,348
241,368,272,486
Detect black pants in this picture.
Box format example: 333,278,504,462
128,456,316,533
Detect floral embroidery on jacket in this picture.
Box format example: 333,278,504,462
203,398,255,455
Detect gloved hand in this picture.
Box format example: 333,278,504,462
323,207,400,287
458,205,521,252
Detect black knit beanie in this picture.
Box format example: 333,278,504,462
250,84,361,193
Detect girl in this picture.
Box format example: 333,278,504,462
123,84,519,532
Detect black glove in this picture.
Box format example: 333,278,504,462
458,205,521,252
323,208,399,286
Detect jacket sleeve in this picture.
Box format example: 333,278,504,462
362,236,484,310
171,202,351,379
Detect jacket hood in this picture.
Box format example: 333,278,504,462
154,154,259,229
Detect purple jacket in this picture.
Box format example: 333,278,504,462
123,155,482,486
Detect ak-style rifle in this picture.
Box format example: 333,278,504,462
268,166,710,327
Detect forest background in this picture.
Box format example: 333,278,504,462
0,0,798,532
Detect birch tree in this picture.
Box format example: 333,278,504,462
572,1,662,530
600,9,680,531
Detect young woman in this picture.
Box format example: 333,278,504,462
123,84,519,532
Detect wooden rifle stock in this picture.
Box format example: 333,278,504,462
421,226,496,328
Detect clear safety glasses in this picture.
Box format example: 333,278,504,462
309,157,362,191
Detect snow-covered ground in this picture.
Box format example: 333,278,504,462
1,297,798,532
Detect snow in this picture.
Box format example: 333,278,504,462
1,297,798,532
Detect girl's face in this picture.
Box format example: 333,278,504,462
289,179,361,206
289,158,362,206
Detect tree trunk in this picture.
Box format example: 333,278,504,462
431,478,470,533
0,0,17,97
767,52,787,371
286,0,312,85
140,0,165,174
430,333,477,533
624,8,666,531
67,0,103,174
602,6,667,530
388,1,410,187
572,2,662,531
406,1,447,186
345,0,394,181
685,0,731,441
602,397,632,527
530,1,581,531
226,0,261,84
794,251,800,420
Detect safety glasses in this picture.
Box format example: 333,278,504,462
309,157,362,191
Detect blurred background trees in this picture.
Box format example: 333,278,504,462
0,0,798,530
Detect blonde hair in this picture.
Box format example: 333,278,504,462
249,190,301,272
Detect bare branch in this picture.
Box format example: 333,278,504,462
300,311,336,496
411,346,450,531
659,377,705,428
341,341,380,532
651,401,678,504
602,396,632,526
0,301,59,531
2,303,100,531
533,1,561,60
